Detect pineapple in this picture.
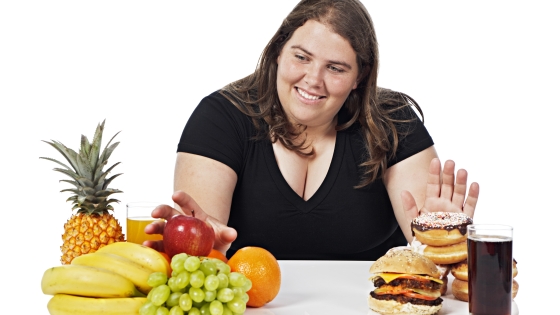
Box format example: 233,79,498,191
41,120,125,264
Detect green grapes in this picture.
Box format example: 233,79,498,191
148,272,169,287
141,254,249,315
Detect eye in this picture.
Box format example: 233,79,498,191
328,65,344,73
295,54,306,61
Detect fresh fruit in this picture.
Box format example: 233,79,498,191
41,264,144,298
140,253,250,314
70,251,154,294
163,214,215,258
41,120,125,264
96,241,172,276
227,246,281,307
47,294,147,315
208,248,229,263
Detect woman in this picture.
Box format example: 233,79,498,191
145,0,479,260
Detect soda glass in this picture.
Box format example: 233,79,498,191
467,224,513,315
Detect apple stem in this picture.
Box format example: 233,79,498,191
191,209,195,218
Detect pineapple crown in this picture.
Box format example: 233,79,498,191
40,119,123,215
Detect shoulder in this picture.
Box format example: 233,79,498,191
194,90,254,126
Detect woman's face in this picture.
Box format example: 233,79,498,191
276,20,360,130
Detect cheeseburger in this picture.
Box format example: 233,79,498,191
369,249,443,315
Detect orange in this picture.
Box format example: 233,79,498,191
208,249,228,263
227,246,281,308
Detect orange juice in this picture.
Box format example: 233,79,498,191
126,216,163,244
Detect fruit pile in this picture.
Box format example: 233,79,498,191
140,253,251,315
41,242,170,315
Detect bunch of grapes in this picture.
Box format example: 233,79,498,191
139,253,251,315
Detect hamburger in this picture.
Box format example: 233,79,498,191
369,249,443,315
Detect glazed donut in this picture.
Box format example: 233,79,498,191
451,278,469,302
411,212,473,246
512,279,519,299
451,259,468,281
513,259,518,278
423,241,467,265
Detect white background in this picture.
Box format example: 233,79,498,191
1,0,558,313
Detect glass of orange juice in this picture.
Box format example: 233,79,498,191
126,202,164,244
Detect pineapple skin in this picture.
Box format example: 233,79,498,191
61,212,125,265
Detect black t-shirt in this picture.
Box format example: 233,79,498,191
178,90,434,260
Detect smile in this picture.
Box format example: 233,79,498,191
296,87,323,100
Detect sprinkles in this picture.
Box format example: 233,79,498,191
412,212,472,229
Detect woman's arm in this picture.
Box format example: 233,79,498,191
384,146,438,242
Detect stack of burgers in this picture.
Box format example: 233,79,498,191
451,258,519,302
410,211,473,295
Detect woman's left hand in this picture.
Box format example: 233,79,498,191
401,158,479,222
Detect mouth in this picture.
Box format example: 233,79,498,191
296,87,325,101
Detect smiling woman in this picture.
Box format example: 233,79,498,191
139,0,481,262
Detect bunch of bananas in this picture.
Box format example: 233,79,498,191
41,242,171,315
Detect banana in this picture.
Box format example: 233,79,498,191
41,264,144,298
96,241,171,276
47,294,148,315
71,252,153,294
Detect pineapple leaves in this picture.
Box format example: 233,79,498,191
39,157,72,172
80,135,91,159
42,120,123,213
76,150,93,179
88,120,105,173
42,140,80,174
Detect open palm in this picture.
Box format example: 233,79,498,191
401,158,479,223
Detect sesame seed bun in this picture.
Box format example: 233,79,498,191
369,248,440,278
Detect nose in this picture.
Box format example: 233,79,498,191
304,63,324,88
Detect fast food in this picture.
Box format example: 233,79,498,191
411,212,472,246
451,278,468,302
422,241,467,265
368,249,443,315
439,275,448,296
450,259,467,281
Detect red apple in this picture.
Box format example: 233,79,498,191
163,214,215,258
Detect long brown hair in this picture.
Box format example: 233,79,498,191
221,0,423,187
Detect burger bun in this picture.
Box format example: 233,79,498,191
368,296,442,315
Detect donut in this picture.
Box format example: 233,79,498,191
451,278,519,301
440,275,449,296
512,279,519,299
411,212,473,246
450,258,517,281
451,259,468,281
451,278,469,302
423,241,467,265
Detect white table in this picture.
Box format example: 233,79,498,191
245,260,519,315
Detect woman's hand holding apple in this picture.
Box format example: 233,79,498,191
143,190,237,255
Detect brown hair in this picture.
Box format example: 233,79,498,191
221,0,423,187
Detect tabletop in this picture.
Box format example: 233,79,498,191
245,260,519,315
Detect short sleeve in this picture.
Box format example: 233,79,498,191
177,91,254,175
387,105,434,167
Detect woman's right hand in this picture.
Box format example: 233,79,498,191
143,190,238,255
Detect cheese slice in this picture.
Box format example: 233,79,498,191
369,272,443,284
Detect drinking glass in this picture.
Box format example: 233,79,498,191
126,202,163,244
467,224,513,315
